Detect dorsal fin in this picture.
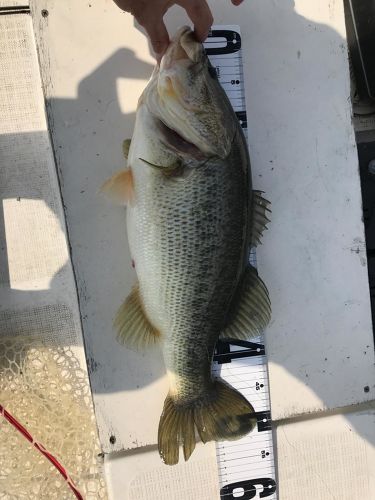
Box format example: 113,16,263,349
220,265,271,340
251,190,271,247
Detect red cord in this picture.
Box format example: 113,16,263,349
0,404,84,500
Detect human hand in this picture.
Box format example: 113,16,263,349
113,0,244,60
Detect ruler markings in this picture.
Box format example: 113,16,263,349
213,355,266,364
218,467,277,479
215,370,266,378
217,90,244,95
217,436,274,449
220,370,266,377
218,446,275,458
217,437,274,449
219,455,272,464
218,445,274,455
205,26,277,500
220,463,276,474
211,55,242,61
217,436,274,448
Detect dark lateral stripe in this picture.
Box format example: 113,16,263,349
0,5,30,15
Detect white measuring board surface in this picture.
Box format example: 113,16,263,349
204,27,277,500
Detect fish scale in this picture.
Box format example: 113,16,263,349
205,26,278,500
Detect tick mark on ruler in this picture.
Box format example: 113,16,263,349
207,26,276,496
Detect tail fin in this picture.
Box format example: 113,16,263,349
158,381,256,465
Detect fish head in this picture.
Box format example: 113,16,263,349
146,26,236,160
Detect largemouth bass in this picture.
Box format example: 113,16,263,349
103,26,271,465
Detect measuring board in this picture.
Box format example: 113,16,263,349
204,27,278,500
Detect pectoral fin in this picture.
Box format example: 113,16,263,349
100,168,135,205
251,190,271,247
115,283,161,349
221,265,271,340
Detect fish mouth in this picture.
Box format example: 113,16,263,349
158,28,204,114
160,26,202,71
147,26,234,159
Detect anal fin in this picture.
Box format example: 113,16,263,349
114,283,161,349
251,190,271,247
221,265,271,340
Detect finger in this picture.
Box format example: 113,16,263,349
137,16,170,58
112,0,132,12
231,0,244,5
178,0,213,42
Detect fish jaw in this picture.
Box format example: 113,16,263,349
160,26,203,70
141,26,236,160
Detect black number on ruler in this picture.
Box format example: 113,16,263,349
206,29,242,55
235,110,247,128
220,478,277,499
214,339,265,364
255,411,272,432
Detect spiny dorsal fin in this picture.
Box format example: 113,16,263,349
122,139,131,159
114,283,161,349
251,190,271,247
100,168,135,205
220,265,271,341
